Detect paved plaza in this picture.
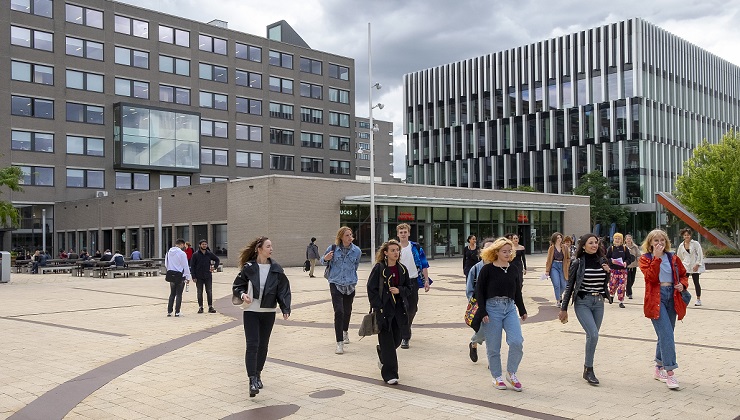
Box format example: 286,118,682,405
1,254,739,420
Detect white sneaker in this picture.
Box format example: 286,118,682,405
695,299,702,306
335,342,344,354
654,366,667,382
665,373,679,389
386,378,398,385
343,331,350,344
493,376,507,390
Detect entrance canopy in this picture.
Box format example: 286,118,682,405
342,194,571,211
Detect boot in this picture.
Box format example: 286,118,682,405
249,376,260,397
255,372,263,389
583,366,599,385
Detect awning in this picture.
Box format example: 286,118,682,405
341,194,580,211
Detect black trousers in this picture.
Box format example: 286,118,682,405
691,273,701,298
626,267,637,297
243,311,276,376
329,283,355,342
401,286,419,340
196,276,213,308
377,315,403,382
167,280,185,314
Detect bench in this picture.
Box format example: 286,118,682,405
39,265,74,274
110,267,161,278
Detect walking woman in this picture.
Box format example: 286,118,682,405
639,229,688,390
368,240,413,385
545,232,570,306
625,234,641,299
232,236,292,397
462,235,480,277
472,238,527,392
559,234,611,385
676,228,704,306
505,233,528,279
606,233,633,308
321,226,362,355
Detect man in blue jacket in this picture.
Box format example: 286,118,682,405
396,223,430,349
190,239,220,313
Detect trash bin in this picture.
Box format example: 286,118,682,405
0,251,10,283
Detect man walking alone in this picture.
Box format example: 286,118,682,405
306,237,320,278
190,239,220,313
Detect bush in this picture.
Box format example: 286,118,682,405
704,246,740,257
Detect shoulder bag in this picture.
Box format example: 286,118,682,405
323,244,337,279
464,297,478,327
163,254,184,282
358,265,381,338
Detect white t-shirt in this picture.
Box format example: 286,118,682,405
400,242,419,279
244,263,274,313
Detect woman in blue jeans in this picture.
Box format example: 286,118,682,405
472,238,527,392
559,234,611,385
545,232,571,306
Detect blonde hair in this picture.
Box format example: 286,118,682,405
612,233,623,243
375,240,401,264
641,229,672,254
480,238,514,263
335,226,352,246
396,223,411,233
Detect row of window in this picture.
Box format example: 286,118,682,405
11,131,104,156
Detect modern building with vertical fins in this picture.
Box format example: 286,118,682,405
403,18,740,238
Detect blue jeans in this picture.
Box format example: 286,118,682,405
651,286,678,370
470,327,485,345
482,297,524,378
573,294,604,367
550,261,566,301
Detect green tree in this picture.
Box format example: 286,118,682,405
573,171,629,230
504,185,537,192
676,130,740,248
0,165,24,228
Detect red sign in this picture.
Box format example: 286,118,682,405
517,213,529,223
398,212,415,221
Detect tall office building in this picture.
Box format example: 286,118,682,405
403,18,740,236
2,0,363,250
354,117,395,182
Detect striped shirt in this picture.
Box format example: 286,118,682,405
578,254,607,293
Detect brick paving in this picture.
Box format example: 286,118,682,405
1,254,739,419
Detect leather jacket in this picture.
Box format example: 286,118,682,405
560,255,610,311
232,259,291,314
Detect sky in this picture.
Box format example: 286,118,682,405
119,0,740,178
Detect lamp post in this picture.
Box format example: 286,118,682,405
367,22,383,257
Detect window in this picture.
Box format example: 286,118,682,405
200,119,228,138
328,64,349,80
269,77,293,94
269,102,293,120
11,131,53,152
329,136,350,151
270,154,294,171
299,57,322,75
236,97,262,115
199,91,228,110
357,142,370,151
115,15,148,38
159,55,190,76
301,157,323,173
236,124,262,141
11,26,53,51
329,160,351,175
329,88,350,104
159,174,191,189
11,61,53,85
357,132,370,139
67,135,104,156
66,102,104,124
329,111,350,127
198,34,227,55
300,82,323,99
236,151,263,168
11,0,53,17
65,4,103,28
19,166,54,186
301,107,323,124
66,70,103,92
115,172,149,190
301,132,323,148
199,176,228,183
115,78,149,99
201,148,228,166
158,25,189,47
159,84,190,105
66,169,104,188
236,43,261,62
115,47,149,68
199,63,228,83
358,121,371,129
11,96,53,119
65,37,103,60
235,69,261,89
268,50,293,68
269,128,294,145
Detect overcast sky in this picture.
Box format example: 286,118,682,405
119,0,740,177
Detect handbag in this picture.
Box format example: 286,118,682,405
464,297,478,327
358,310,380,337
303,259,310,272
165,270,183,283
680,289,691,306
323,244,337,279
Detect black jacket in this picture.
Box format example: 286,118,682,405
232,259,291,315
190,249,220,279
560,256,610,311
367,262,413,331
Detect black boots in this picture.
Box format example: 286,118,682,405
255,372,263,389
249,376,260,397
583,366,599,385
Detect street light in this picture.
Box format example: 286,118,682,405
368,22,382,258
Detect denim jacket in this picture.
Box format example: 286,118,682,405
466,260,486,300
410,241,430,288
321,243,361,286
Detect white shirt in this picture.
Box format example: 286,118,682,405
400,242,418,279
165,247,191,280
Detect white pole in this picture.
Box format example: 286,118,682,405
368,22,376,259
157,197,162,259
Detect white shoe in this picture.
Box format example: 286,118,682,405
654,366,667,382
335,342,344,354
343,331,350,344
695,299,702,306
665,373,680,389
386,378,398,385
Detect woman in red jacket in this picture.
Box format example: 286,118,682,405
639,229,688,390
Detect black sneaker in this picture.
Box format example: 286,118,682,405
208,307,217,313
469,342,478,363
619,302,626,308
167,313,172,317
400,339,410,349
627,295,633,299
608,295,614,304
197,307,204,314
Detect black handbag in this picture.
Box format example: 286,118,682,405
303,259,311,272
165,270,183,282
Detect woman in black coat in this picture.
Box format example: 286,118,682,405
462,235,480,276
367,239,414,385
